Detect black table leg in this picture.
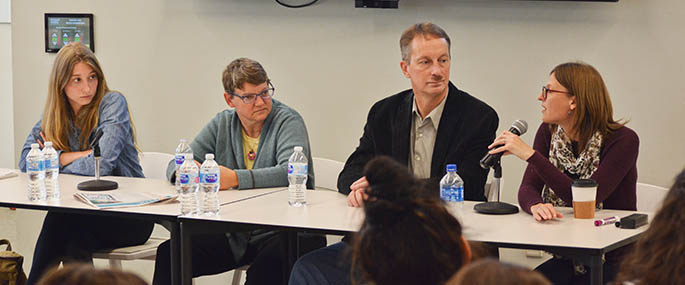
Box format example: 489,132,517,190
589,254,603,285
281,231,298,284
180,221,194,285
168,221,182,285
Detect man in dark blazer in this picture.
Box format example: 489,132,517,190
288,22,499,285
339,81,498,203
341,24,498,207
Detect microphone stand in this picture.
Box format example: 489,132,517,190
474,159,519,215
77,143,118,191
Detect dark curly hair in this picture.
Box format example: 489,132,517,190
615,169,685,285
351,156,468,285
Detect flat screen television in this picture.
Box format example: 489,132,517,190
44,13,94,53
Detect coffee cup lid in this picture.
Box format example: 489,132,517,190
572,179,597,187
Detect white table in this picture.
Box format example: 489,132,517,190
0,170,285,285
180,189,648,285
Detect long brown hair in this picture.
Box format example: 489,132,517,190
41,42,138,151
614,170,685,285
351,156,468,285
550,62,625,150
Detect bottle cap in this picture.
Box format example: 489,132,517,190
446,164,457,172
31,143,39,148
180,138,187,143
45,141,53,147
294,146,303,152
205,153,214,160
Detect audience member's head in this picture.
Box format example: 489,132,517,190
351,156,471,285
615,169,685,285
38,264,148,285
447,258,551,285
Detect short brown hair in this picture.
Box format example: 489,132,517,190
38,264,148,285
399,22,451,62
222,57,269,93
448,258,551,285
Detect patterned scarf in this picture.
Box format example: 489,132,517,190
541,126,603,208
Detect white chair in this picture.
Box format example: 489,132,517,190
232,157,345,284
138,151,175,180
92,237,167,269
313,157,345,191
93,152,174,269
637,182,668,212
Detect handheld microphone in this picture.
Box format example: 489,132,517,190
480,120,528,169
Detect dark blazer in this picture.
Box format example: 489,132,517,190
337,82,499,201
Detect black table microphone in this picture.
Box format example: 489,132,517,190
77,129,118,191
480,120,528,169
474,120,528,215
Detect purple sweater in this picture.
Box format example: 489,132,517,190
518,123,639,214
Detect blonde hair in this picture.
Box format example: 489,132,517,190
41,42,138,151
550,62,625,150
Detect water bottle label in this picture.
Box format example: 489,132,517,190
175,154,185,165
45,158,59,169
288,163,308,175
440,185,460,202
202,173,218,183
456,186,464,202
179,173,190,184
27,160,44,172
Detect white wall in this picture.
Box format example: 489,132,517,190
10,1,685,204
1,0,14,169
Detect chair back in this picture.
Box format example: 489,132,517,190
313,157,344,191
138,152,175,180
636,182,668,212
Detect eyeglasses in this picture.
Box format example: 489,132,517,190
229,81,275,104
541,86,571,101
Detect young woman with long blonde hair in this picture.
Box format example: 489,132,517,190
18,42,152,284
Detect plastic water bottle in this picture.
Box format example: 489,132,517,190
200,153,220,216
175,139,193,193
287,146,308,207
440,164,464,211
43,141,60,200
26,143,46,201
178,156,199,215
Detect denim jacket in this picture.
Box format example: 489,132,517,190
19,92,144,178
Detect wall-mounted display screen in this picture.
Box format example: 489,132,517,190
45,13,94,53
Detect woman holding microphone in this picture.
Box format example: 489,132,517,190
486,62,639,284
